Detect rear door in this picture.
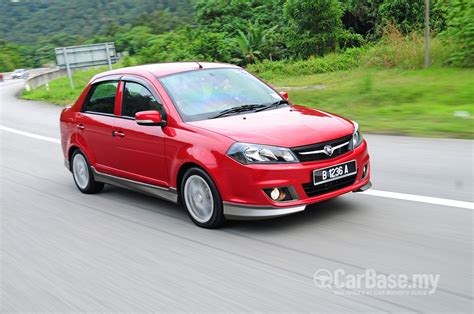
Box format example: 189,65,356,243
75,79,119,173
112,77,169,187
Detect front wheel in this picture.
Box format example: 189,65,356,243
71,150,104,194
181,168,225,228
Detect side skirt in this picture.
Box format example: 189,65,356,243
91,167,178,203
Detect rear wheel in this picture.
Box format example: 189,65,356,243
181,168,225,228
71,150,104,194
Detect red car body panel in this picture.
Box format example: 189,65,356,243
60,62,370,218
189,105,355,147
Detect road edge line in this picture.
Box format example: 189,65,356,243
361,189,473,210
0,125,60,144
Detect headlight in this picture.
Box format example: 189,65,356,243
227,142,299,164
351,121,363,149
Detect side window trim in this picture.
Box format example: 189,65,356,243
120,77,166,119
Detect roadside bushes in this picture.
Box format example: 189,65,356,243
362,25,454,69
247,24,459,80
442,0,474,67
247,47,365,79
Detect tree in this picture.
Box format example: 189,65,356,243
0,40,28,71
235,23,277,64
284,0,344,57
342,0,449,39
442,0,474,67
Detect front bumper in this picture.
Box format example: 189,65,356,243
216,140,371,219
223,179,372,220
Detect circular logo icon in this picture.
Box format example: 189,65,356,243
323,145,334,156
313,269,333,288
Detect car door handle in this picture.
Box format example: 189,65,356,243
112,131,125,138
77,124,85,130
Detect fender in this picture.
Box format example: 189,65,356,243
165,124,234,190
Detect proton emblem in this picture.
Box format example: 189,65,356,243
323,145,334,156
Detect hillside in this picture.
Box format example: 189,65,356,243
0,0,193,44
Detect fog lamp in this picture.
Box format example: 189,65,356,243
270,188,281,200
362,164,369,179
270,188,287,201
264,187,295,202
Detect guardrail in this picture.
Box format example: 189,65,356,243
24,68,69,91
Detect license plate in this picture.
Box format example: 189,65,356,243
313,160,357,185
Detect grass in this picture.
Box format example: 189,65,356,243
21,63,473,139
271,67,474,139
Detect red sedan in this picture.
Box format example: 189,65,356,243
60,62,371,228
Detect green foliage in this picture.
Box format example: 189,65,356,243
343,0,448,38
0,0,193,44
137,28,234,63
442,0,474,67
378,0,427,34
132,10,189,35
235,24,278,64
363,25,454,69
284,0,344,57
248,28,455,79
115,26,156,55
195,0,286,35
281,0,365,58
0,40,28,72
247,47,366,79
195,0,290,61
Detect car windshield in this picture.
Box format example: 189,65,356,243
159,68,285,121
14,69,24,73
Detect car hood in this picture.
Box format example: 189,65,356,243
188,105,355,147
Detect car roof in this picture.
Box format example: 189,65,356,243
92,62,241,81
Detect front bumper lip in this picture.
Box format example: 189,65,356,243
354,180,372,192
223,202,306,220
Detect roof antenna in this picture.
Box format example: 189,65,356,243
196,61,203,69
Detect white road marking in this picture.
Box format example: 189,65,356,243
0,125,60,144
360,189,473,210
1,124,473,210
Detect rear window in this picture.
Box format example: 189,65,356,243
84,81,118,114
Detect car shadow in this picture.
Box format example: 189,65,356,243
100,185,356,232
224,197,356,233
99,185,188,221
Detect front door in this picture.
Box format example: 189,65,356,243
112,79,168,187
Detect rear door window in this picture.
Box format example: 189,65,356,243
84,81,118,114
121,81,163,118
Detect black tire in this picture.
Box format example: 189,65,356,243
181,167,225,228
71,150,104,194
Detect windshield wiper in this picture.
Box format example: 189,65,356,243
254,100,288,112
209,104,266,119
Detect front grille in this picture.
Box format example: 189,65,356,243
302,174,357,197
292,134,352,162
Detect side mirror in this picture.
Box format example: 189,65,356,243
135,110,166,126
279,91,289,100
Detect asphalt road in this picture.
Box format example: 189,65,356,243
1,78,472,312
